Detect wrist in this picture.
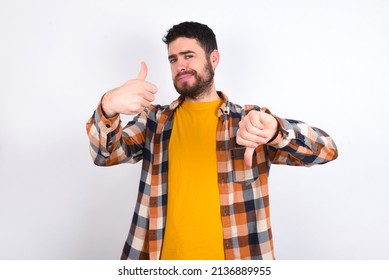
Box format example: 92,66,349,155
101,91,117,118
267,127,280,143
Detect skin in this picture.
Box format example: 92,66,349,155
168,37,219,102
236,111,278,166
101,62,158,117
101,37,278,167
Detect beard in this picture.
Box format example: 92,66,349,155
173,59,214,100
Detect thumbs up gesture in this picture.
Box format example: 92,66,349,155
102,62,158,117
236,110,278,167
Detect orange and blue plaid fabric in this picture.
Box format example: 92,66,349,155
86,92,338,260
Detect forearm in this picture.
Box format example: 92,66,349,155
267,117,338,166
86,102,145,166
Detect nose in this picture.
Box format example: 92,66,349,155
175,57,187,72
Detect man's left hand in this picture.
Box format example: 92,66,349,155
236,110,278,167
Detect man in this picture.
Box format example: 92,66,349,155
86,22,338,260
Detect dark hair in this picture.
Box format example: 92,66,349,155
162,21,218,54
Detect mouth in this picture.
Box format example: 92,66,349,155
176,71,195,82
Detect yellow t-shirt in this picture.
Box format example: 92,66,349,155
160,98,225,260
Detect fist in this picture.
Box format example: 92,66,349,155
236,110,278,167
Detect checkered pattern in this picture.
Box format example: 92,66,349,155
86,92,338,260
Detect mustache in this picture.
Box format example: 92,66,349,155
175,70,196,80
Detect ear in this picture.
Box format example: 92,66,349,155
210,49,220,69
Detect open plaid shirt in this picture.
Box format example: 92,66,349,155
86,92,338,260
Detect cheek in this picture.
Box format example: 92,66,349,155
170,66,176,78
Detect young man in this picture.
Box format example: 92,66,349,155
86,22,338,260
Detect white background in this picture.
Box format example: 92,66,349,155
1,0,388,260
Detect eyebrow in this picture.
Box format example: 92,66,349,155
168,50,196,60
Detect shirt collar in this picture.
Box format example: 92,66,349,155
169,91,230,117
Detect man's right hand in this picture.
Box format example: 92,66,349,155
101,61,158,117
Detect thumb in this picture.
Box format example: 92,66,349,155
244,147,255,167
136,61,148,80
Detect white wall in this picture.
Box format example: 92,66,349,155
1,0,388,259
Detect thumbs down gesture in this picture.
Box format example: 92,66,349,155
236,110,278,167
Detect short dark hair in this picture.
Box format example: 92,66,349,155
162,21,218,55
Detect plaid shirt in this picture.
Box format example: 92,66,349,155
86,92,338,260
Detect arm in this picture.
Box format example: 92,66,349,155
86,102,148,166
266,115,338,166
237,108,338,167
86,61,158,166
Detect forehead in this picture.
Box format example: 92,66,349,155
167,37,205,55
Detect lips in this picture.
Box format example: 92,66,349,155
176,71,195,82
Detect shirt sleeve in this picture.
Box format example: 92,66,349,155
86,101,147,166
263,108,338,166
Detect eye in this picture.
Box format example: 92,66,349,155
185,54,194,59
169,57,177,64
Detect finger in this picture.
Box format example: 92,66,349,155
239,119,269,142
136,61,148,80
244,147,255,167
239,118,262,136
142,91,156,102
243,124,265,139
239,128,267,145
143,81,158,94
249,111,264,129
139,98,152,109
